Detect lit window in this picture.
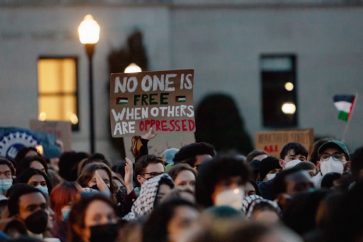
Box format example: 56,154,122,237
37,57,79,130
260,55,297,127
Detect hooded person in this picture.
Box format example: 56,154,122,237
123,174,174,221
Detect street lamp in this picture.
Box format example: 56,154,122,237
78,14,100,154
124,63,142,73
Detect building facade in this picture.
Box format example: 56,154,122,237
1,0,363,160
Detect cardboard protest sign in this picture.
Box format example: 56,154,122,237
110,69,195,137
30,120,72,151
255,129,314,157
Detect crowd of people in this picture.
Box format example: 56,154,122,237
0,129,362,242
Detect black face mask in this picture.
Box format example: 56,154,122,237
90,185,99,191
90,223,118,242
24,210,48,234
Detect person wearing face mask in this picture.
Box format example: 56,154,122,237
77,163,116,201
16,168,52,197
279,142,308,169
312,139,350,188
6,184,58,241
68,194,119,242
0,158,16,198
257,156,282,200
195,154,251,210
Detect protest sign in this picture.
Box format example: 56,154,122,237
110,69,195,137
30,120,72,151
255,129,314,157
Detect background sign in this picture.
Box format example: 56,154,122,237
30,120,72,151
110,69,195,137
255,129,314,157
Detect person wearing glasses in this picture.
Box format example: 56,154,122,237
312,139,350,188
135,155,165,187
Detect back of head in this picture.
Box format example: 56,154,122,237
271,167,303,199
321,172,342,189
58,151,89,181
195,155,251,208
282,190,328,236
351,146,363,180
173,142,215,166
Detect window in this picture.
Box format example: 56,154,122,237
260,55,297,127
37,57,79,130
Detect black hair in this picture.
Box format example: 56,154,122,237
294,161,316,171
271,167,302,199
251,201,280,216
78,153,112,175
323,181,363,242
351,146,363,180
247,180,261,196
134,154,164,176
279,142,308,159
282,190,328,236
246,150,267,163
7,184,46,216
16,155,48,176
173,142,216,166
195,155,251,208
16,168,53,194
14,147,41,164
143,198,197,242
321,172,342,189
112,159,127,180
259,156,281,181
0,157,16,176
58,151,89,181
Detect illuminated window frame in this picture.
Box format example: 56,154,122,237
37,56,80,131
260,54,298,128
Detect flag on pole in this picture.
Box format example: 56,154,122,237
333,94,356,121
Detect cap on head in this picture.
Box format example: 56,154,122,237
318,139,350,160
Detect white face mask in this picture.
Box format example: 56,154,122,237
265,173,276,181
35,185,49,195
284,159,302,169
320,157,344,175
0,179,12,195
215,188,244,210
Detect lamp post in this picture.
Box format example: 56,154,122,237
78,14,100,154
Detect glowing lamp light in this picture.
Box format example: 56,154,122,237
38,112,47,121
285,82,294,91
78,15,100,44
281,102,296,114
124,63,142,73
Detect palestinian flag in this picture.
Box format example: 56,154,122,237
333,95,356,121
116,97,128,105
176,96,186,103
